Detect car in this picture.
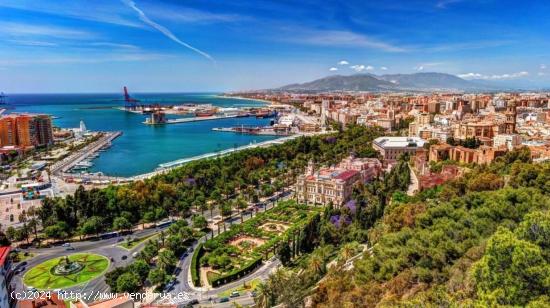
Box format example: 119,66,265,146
188,247,194,253
117,237,124,242
61,243,71,247
186,299,199,305
230,291,240,298
65,247,75,251
121,255,127,260
132,252,139,258
14,267,25,275
250,291,257,297
26,287,37,292
219,297,229,303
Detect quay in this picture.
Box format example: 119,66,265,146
143,114,241,125
50,131,123,175
212,127,293,136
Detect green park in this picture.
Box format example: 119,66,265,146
23,253,110,290
193,200,321,287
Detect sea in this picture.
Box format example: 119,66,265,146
4,93,278,177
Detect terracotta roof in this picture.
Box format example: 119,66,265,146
0,246,10,266
334,170,359,181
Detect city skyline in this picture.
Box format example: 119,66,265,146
1,0,549,93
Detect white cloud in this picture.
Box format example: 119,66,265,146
7,40,58,47
329,67,338,71
121,0,214,62
0,1,144,28
148,6,244,24
287,30,405,52
366,65,374,71
541,64,547,70
0,52,170,66
337,60,349,65
459,71,529,80
380,66,388,70
414,62,443,71
0,22,97,40
350,64,366,72
89,42,140,50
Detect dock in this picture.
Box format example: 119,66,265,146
50,131,123,175
212,127,293,136
144,114,240,125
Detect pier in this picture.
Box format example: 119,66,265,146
50,131,123,176
143,114,240,125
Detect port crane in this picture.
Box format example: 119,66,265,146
123,86,140,110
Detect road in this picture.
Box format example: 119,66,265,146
13,226,164,295
13,190,292,306
156,192,293,306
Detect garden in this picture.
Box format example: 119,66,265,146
193,200,320,287
23,253,110,290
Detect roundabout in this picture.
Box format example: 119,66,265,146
23,253,110,290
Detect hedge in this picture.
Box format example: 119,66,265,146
191,243,204,287
210,256,263,287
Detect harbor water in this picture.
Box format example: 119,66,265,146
6,93,278,177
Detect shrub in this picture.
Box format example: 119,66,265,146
191,243,204,287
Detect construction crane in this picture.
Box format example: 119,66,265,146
123,86,140,110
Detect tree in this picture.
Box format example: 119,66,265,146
192,215,208,230
0,231,11,246
254,282,273,308
277,241,292,266
116,272,141,293
472,228,550,306
131,259,150,279
148,268,167,286
111,216,131,232
157,250,177,271
79,216,103,237
44,222,69,240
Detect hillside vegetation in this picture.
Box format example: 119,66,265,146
310,148,550,307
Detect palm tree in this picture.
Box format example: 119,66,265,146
340,242,357,261
308,254,324,276
254,282,272,308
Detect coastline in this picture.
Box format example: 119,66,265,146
215,94,278,106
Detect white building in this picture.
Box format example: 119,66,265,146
373,136,427,160
493,134,522,150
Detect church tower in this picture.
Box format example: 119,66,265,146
505,100,517,134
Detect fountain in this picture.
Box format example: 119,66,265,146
51,256,84,276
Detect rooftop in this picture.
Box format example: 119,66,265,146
374,136,426,148
0,246,10,266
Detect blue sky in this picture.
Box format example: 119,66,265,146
0,0,549,92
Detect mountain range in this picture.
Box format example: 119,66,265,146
275,72,505,92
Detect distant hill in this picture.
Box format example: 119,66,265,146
275,72,494,92
278,74,396,92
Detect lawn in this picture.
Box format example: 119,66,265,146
118,233,158,250
23,253,110,290
217,278,261,297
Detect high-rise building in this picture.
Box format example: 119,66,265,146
15,115,34,148
34,115,54,146
0,117,17,147
0,114,53,149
